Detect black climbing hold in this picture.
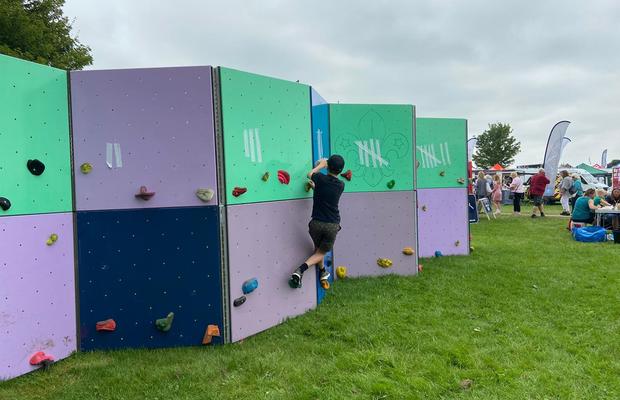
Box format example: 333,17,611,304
233,296,247,307
27,159,45,176
0,197,10,211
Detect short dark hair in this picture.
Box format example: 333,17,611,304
327,154,345,174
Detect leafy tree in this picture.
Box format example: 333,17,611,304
472,122,521,169
0,0,92,69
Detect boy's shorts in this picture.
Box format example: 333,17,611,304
308,219,341,253
531,195,543,206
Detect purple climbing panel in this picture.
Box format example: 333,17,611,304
0,213,76,381
70,66,218,211
227,199,317,342
417,188,470,257
336,192,418,277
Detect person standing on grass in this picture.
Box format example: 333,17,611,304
509,171,525,215
491,174,503,215
570,174,584,210
529,168,550,218
572,189,600,225
475,171,489,212
559,170,573,216
290,155,345,289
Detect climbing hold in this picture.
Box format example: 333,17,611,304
135,186,155,200
340,170,352,181
277,170,290,185
196,188,214,202
80,162,93,174
470,246,475,252
418,264,423,272
232,187,247,197
96,319,117,332
155,312,175,332
262,172,270,182
233,296,247,307
305,181,313,192
455,240,461,247
421,205,428,212
377,258,393,268
46,233,59,246
321,280,330,290
202,324,221,345
439,170,446,177
27,159,45,176
336,266,347,279
29,351,54,368
0,197,11,211
242,278,258,295
402,247,415,256
416,160,420,169
457,177,465,185
434,250,443,257
386,180,396,189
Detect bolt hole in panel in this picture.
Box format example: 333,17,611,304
0,55,72,216
226,199,317,342
415,118,467,189
335,192,418,278
329,104,414,193
219,67,312,205
76,206,223,350
0,213,76,380
70,66,219,211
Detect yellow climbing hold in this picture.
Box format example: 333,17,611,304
377,258,393,268
46,233,59,246
336,266,347,279
262,172,270,182
80,163,93,174
402,247,415,255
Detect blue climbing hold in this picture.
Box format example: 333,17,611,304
434,250,443,257
242,278,258,294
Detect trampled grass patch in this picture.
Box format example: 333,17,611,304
1,212,619,399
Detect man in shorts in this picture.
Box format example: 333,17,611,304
290,155,345,289
529,168,550,218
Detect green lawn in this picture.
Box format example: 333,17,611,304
1,212,619,399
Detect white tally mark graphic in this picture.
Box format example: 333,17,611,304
243,128,262,163
417,142,451,169
316,129,324,159
106,143,123,168
354,139,388,168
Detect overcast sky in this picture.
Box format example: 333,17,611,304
63,0,620,167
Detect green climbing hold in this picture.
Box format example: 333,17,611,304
387,180,396,189
155,312,175,332
80,163,93,174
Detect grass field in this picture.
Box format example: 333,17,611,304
1,207,618,399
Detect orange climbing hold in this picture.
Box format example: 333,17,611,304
135,186,155,200
277,170,290,185
202,324,221,345
96,319,117,332
340,170,352,181
232,187,247,197
29,351,54,366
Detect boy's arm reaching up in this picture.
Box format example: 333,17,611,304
308,159,328,179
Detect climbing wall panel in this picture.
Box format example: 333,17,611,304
76,206,223,350
415,118,467,189
0,54,72,217
226,199,317,342
329,104,414,193
417,188,470,257
0,213,76,381
219,67,312,205
336,191,418,277
70,66,218,211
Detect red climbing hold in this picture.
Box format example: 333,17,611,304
96,319,117,332
135,186,155,200
29,351,54,366
340,170,352,181
277,170,290,185
232,187,247,197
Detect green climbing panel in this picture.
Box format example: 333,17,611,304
0,55,72,216
219,67,313,205
330,104,414,193
415,118,467,189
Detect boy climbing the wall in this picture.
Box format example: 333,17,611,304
290,155,346,289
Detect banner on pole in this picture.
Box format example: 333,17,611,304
542,121,571,197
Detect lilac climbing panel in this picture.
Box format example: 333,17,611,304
336,192,418,277
416,188,470,257
226,199,317,342
0,213,76,381
70,66,218,211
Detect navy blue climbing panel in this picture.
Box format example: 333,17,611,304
76,206,223,350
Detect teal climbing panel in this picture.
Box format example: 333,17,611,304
415,118,467,189
218,67,313,205
0,54,72,216
329,104,414,193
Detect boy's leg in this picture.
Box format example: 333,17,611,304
291,249,326,288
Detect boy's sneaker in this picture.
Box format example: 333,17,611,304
319,268,330,282
540,212,546,217
531,214,537,218
289,268,303,288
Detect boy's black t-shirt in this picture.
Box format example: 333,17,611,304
311,172,345,223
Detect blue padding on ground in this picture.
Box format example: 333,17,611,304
573,226,607,242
